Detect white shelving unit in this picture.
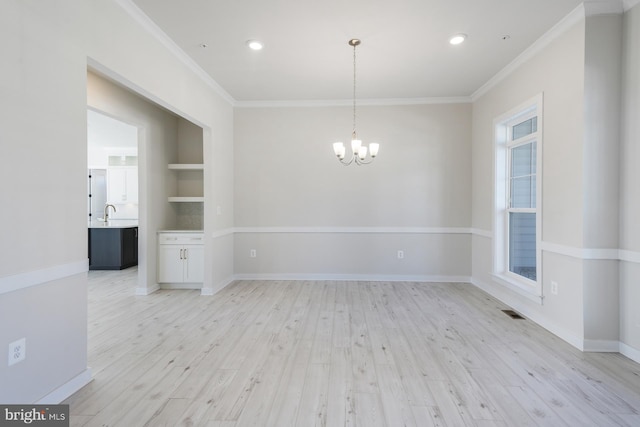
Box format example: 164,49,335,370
167,163,204,203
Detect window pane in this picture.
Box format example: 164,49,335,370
511,142,535,177
512,117,537,139
509,212,536,280
510,177,533,208
510,141,536,208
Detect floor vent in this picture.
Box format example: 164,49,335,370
502,309,525,320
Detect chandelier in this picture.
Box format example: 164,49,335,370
332,39,379,166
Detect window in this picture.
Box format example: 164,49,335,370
494,95,542,300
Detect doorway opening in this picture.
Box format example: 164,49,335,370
87,109,140,274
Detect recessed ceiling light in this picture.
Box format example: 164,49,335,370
449,34,467,45
246,40,263,50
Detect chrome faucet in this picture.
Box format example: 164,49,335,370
104,204,116,221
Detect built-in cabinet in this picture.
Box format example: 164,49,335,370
157,119,205,289
158,232,204,285
167,163,204,202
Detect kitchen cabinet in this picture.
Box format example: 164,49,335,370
89,226,138,270
108,167,138,203
158,232,204,284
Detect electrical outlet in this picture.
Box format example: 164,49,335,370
397,250,404,259
8,338,26,366
551,281,558,295
217,206,222,215
250,249,257,258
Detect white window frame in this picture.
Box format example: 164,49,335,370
493,94,543,303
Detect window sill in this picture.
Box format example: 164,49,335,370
491,273,544,305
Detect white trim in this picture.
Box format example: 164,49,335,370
114,0,235,105
584,0,624,16
232,226,472,234
471,228,493,239
211,228,235,239
470,278,584,350
541,241,638,262
583,339,620,352
135,284,159,295
35,368,92,404
624,0,640,11
200,287,214,296
234,97,471,108
490,274,543,304
0,260,88,296
234,273,471,283
619,249,640,264
472,5,584,101
620,342,640,364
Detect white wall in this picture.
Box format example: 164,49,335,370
471,5,640,359
234,103,472,280
0,0,235,402
619,3,640,355
0,0,90,403
471,17,587,345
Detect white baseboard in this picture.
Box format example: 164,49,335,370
159,283,202,290
233,273,471,283
36,368,92,404
620,342,640,364
201,276,236,296
583,339,620,353
470,278,584,351
135,284,159,295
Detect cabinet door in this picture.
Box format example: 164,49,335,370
183,245,204,283
107,168,127,203
121,227,138,268
125,168,138,203
158,245,184,283
107,167,138,203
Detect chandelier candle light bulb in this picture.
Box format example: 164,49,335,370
332,39,380,166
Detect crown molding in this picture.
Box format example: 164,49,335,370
471,4,585,102
584,0,624,15
623,0,640,10
234,96,471,108
114,0,236,106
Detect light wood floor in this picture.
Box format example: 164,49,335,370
65,268,640,426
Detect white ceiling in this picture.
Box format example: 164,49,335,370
130,0,588,102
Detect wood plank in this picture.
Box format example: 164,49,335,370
65,271,640,426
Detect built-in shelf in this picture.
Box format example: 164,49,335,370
168,163,204,170
168,196,205,203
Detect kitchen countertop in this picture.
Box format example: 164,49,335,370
88,219,139,228
157,230,204,233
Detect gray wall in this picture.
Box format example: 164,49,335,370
471,4,640,359
0,0,235,402
0,0,90,404
234,104,472,280
471,17,587,345
620,3,640,354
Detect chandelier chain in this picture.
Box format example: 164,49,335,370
353,41,357,138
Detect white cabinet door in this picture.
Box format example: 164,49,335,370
183,245,204,283
107,168,127,203
125,168,138,203
158,245,184,283
107,167,138,203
